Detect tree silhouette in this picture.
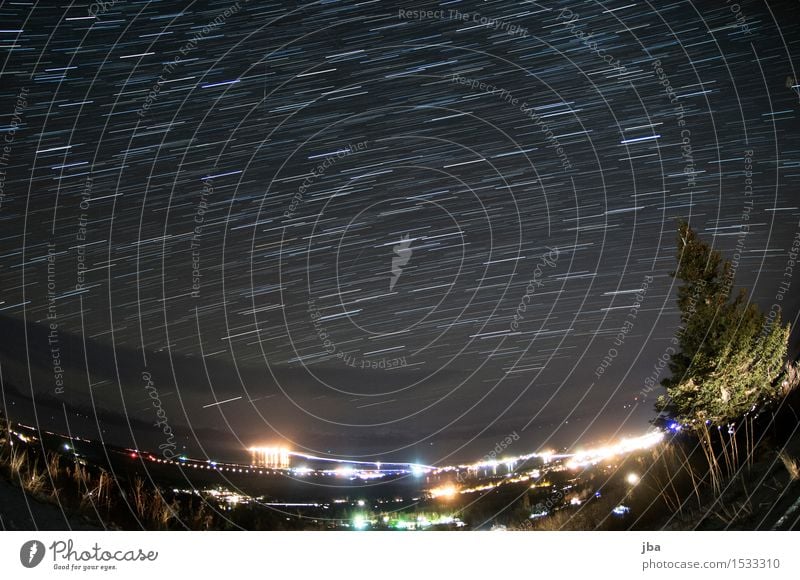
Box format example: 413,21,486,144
655,221,792,491
657,221,790,430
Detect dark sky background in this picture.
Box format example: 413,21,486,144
0,0,798,465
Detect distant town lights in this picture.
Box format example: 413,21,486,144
430,485,458,499
410,465,427,477
249,446,290,469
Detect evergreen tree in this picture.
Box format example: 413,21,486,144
656,221,790,430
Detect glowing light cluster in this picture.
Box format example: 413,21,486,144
429,484,458,499
565,431,664,469
249,446,290,469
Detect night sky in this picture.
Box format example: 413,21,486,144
1,0,799,465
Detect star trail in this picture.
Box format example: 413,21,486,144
0,0,798,467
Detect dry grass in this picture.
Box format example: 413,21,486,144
710,479,754,525
96,470,112,509
132,477,147,520
190,502,215,530
779,450,800,481
130,477,177,528
71,463,89,487
712,499,752,525
0,437,191,530
80,469,113,511
47,453,62,499
47,452,61,479
152,495,177,529
0,431,214,530
780,361,800,397
24,460,48,495
3,445,51,497
9,447,27,478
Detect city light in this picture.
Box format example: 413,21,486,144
561,431,665,469
626,472,640,486
335,466,355,478
411,464,428,477
445,432,664,478
612,505,631,516
429,485,458,499
249,446,290,469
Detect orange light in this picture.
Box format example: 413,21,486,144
249,446,291,469
430,484,458,499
